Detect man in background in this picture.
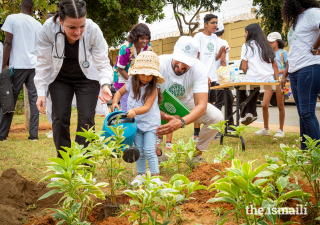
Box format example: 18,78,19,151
214,22,235,138
0,0,42,141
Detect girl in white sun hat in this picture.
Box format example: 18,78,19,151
111,51,165,186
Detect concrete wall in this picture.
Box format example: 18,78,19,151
110,17,289,64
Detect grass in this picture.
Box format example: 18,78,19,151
0,108,300,182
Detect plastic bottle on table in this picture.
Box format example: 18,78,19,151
234,68,239,83
230,65,235,83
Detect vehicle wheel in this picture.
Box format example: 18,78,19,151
270,93,277,106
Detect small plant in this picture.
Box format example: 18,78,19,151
27,204,37,211
180,138,201,175
213,146,235,178
38,142,108,224
229,124,246,151
279,136,320,223
209,120,227,136
77,117,127,205
171,141,186,174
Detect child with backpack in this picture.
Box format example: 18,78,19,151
240,23,279,126
111,51,164,186
255,32,287,137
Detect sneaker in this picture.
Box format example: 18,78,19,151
241,113,257,126
0,137,6,142
186,155,205,169
165,142,172,149
192,134,199,142
214,132,222,141
46,130,53,138
274,129,285,138
157,147,169,164
130,174,146,186
152,177,162,186
28,136,38,141
255,128,270,136
156,136,163,146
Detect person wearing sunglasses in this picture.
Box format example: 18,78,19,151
34,0,113,159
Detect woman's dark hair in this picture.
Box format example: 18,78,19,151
53,0,86,23
276,39,286,49
204,14,218,24
282,0,320,29
245,23,275,63
131,76,163,105
127,23,151,43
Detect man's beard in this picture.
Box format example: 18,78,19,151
171,63,186,76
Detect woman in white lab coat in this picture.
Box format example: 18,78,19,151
34,0,113,158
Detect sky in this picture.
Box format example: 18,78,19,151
140,0,254,40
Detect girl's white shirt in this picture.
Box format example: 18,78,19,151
34,17,113,96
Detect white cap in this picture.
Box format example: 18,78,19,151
172,36,199,67
267,32,282,42
215,22,224,33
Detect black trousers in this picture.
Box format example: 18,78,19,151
49,76,100,158
0,69,39,138
215,89,235,125
239,90,260,118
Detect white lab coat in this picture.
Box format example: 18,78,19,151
34,17,113,97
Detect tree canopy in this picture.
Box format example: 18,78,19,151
86,0,166,47
165,0,226,36
253,0,289,43
0,0,166,46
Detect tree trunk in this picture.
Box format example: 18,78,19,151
23,84,30,131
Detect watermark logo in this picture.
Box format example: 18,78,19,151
246,205,307,215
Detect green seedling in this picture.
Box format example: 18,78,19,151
209,120,227,136
229,124,246,151
213,146,235,178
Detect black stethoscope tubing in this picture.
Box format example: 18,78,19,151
54,25,90,68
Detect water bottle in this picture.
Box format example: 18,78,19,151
230,65,235,83
234,68,239,83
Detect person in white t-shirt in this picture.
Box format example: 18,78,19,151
0,0,42,142
240,23,279,126
192,14,228,141
280,0,320,150
155,36,224,167
214,22,235,136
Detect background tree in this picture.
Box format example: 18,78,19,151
0,0,57,42
86,0,166,47
165,0,226,36
253,0,289,43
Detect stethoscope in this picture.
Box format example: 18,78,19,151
54,25,90,68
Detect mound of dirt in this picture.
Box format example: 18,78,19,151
184,162,234,212
0,168,62,225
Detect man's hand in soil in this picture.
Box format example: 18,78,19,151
155,117,182,135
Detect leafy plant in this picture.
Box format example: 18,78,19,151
208,159,273,225
38,142,108,224
213,146,235,179
179,138,201,175
77,117,128,205
50,202,91,225
209,120,227,136
229,124,246,151
279,136,320,222
121,173,206,225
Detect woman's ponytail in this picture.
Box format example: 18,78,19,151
53,0,87,23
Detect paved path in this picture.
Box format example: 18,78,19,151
221,104,320,133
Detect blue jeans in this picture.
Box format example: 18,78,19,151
289,64,320,149
134,129,159,175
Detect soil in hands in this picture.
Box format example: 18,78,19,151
0,168,62,225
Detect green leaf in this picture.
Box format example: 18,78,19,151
231,176,249,192
128,212,140,222
38,189,61,201
207,197,239,208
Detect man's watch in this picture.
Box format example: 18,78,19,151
101,83,111,89
180,118,186,128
